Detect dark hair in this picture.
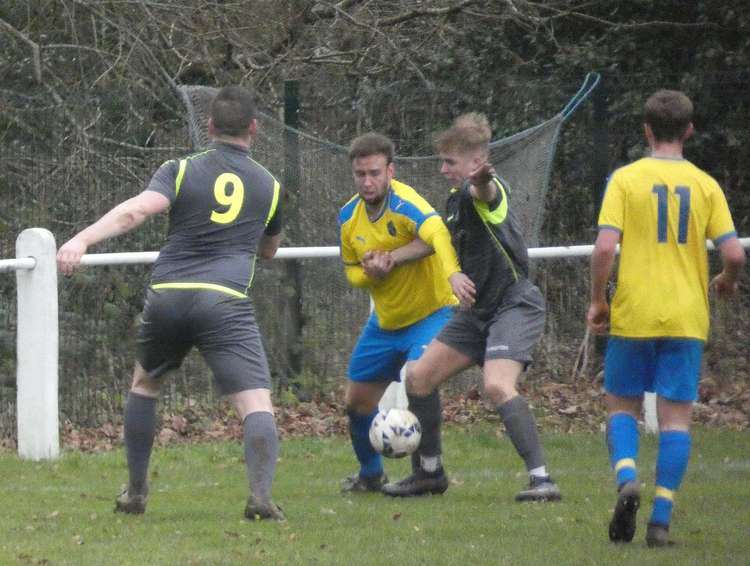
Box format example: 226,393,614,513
348,132,394,163
644,90,693,142
434,112,492,154
210,86,257,137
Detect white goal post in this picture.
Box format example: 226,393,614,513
3,228,748,459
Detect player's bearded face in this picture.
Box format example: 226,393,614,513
352,154,394,207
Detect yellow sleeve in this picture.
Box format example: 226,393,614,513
706,184,737,243
340,221,376,289
598,173,625,233
344,265,377,288
417,215,461,279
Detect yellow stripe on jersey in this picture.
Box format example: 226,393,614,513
473,178,509,224
174,149,217,197
654,486,675,501
265,180,280,226
598,157,736,340
339,179,458,330
175,159,188,196
152,282,247,298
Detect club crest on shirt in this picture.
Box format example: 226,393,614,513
387,221,397,237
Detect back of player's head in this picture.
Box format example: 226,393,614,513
210,86,257,137
348,132,394,164
644,90,693,142
434,112,492,155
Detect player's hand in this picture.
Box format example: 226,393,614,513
710,271,739,299
362,250,394,280
586,301,610,335
449,272,476,308
57,236,88,276
468,162,495,188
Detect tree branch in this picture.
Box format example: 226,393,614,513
71,0,181,99
377,0,479,27
0,17,42,83
530,2,721,30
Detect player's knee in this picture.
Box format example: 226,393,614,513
131,375,160,397
484,379,516,405
344,387,378,414
131,362,161,397
346,398,378,414
405,367,433,397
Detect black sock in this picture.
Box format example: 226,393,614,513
498,396,546,472
243,411,279,503
123,392,157,495
407,389,442,465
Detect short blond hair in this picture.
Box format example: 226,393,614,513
434,112,491,154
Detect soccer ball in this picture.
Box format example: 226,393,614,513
369,408,421,458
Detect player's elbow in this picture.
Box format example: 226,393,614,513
258,234,281,259
346,275,369,289
116,210,144,232
344,268,370,288
592,243,617,262
721,240,747,269
259,246,277,260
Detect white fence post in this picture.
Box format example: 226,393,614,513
16,228,59,460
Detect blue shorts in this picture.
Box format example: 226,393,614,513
604,337,704,402
348,307,454,383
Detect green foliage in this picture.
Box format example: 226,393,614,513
0,426,748,564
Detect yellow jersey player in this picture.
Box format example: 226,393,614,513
587,89,745,547
338,132,469,494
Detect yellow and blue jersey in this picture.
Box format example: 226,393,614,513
598,157,737,340
338,179,460,330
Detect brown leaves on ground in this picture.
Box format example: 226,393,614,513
3,377,748,453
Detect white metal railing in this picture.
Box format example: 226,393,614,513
3,229,749,460
0,257,36,272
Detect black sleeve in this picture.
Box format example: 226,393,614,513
145,159,179,204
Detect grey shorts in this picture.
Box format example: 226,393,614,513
437,280,545,366
136,288,271,394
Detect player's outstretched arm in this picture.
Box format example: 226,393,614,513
467,162,497,202
587,229,619,334
711,237,746,299
57,190,170,275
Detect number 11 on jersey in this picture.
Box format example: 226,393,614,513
652,184,690,244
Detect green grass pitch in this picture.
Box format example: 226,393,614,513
1,425,748,565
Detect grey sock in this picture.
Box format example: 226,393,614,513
124,392,157,495
243,411,279,503
407,389,442,462
498,396,546,472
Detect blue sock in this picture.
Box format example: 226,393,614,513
348,410,383,478
650,430,691,526
607,413,639,488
